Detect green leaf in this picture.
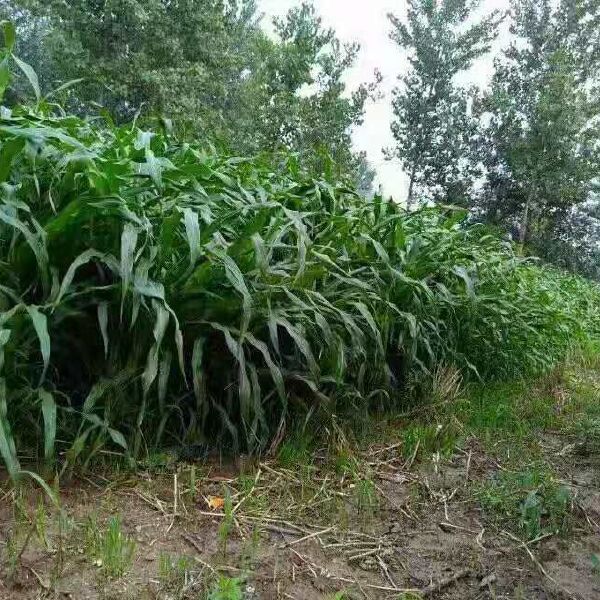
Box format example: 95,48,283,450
0,328,10,372
44,78,85,100
39,389,56,463
65,426,94,468
0,136,24,183
97,302,109,357
158,350,172,415
25,305,50,385
212,248,252,332
55,249,110,304
120,224,138,318
144,147,162,189
191,337,206,413
275,317,318,379
0,377,20,480
453,266,476,299
0,60,10,102
182,207,201,267
142,301,169,396
19,470,59,507
246,333,286,404
12,54,40,102
0,207,49,288
107,427,128,450
1,21,15,52
353,301,384,354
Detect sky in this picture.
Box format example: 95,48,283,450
260,0,511,201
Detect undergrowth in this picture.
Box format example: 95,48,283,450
477,466,573,540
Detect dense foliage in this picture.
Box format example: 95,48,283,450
0,0,379,193
389,0,600,277
1,91,600,476
478,0,600,274
388,0,502,207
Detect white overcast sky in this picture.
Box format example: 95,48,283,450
260,0,511,200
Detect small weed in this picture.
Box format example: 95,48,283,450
185,464,209,500
50,500,72,581
240,526,262,570
353,475,378,514
572,417,600,454
218,488,234,556
328,592,351,600
158,552,194,590
208,575,244,600
4,519,38,579
402,423,457,461
3,493,37,577
83,514,101,556
236,474,265,513
457,377,564,443
84,515,136,578
592,553,600,575
140,450,179,472
34,497,49,549
277,433,314,469
3,530,19,575
237,474,255,495
334,449,360,478
477,466,572,540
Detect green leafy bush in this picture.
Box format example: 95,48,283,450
1,27,599,475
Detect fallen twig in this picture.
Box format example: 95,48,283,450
167,472,178,533
501,530,573,597
232,468,261,514
439,521,480,535
404,439,420,470
377,554,398,589
419,568,472,597
465,449,472,482
287,547,318,579
369,442,403,456
280,525,334,548
181,534,217,574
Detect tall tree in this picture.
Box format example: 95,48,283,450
227,3,381,182
1,0,378,188
480,0,600,258
388,0,502,208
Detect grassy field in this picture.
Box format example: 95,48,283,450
2,348,600,599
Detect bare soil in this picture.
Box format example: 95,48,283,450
1,432,600,600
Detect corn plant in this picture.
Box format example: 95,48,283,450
0,25,599,476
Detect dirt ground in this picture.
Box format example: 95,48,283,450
2,363,600,599
1,434,600,600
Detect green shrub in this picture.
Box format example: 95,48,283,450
1,33,599,475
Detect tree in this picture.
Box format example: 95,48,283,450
387,0,502,208
1,0,379,188
222,2,381,182
480,0,600,256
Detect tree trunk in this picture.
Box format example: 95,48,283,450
406,164,417,210
519,189,534,246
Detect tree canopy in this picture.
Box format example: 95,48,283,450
1,0,379,188
478,0,600,272
387,0,502,207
